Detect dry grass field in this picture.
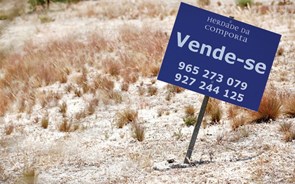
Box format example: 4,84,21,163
0,0,295,183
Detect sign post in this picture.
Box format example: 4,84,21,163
184,95,209,164
157,2,281,164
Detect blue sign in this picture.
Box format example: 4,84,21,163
157,3,281,111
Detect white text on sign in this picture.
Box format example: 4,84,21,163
177,32,266,74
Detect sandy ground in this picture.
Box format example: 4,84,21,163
0,0,295,184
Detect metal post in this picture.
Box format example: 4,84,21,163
184,95,209,164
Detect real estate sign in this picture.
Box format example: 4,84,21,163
158,3,281,111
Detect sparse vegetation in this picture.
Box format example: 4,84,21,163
283,94,295,118
28,0,81,11
147,86,158,96
166,84,184,94
197,0,210,7
282,131,295,142
59,102,67,116
185,105,195,117
231,116,247,131
59,119,78,132
121,83,129,91
132,121,145,142
249,89,282,123
173,128,184,141
0,0,294,182
20,167,36,184
104,91,123,104
278,122,295,142
206,98,222,123
103,59,121,76
116,109,138,128
230,127,250,142
41,117,49,129
277,47,284,56
183,115,197,126
0,2,24,20
86,98,98,115
5,125,14,135
279,122,292,133
39,14,54,23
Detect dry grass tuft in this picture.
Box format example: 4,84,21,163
103,58,121,76
86,98,99,115
93,76,114,91
5,124,14,135
121,83,129,92
279,122,292,133
282,94,295,118
282,131,295,142
229,127,250,142
197,0,211,7
59,119,78,132
277,47,284,56
59,102,67,117
116,109,138,128
147,86,158,96
21,167,36,184
132,121,145,142
185,105,195,117
74,88,82,97
249,89,282,123
41,117,49,129
75,111,87,121
59,119,71,132
231,117,247,131
278,122,295,142
183,105,197,126
206,98,222,123
103,91,123,104
166,84,184,94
